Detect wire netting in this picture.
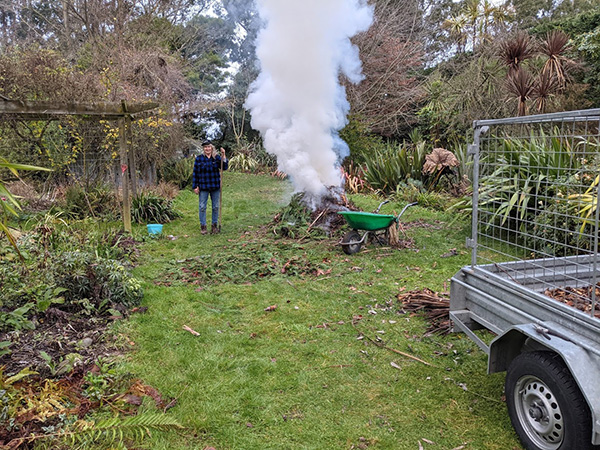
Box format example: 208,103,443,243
473,109,600,315
0,115,121,186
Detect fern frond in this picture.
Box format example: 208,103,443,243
14,412,183,449
72,412,183,441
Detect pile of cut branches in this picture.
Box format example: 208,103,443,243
398,288,451,335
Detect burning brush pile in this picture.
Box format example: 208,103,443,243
272,187,357,238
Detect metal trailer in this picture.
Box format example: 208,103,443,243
450,109,600,450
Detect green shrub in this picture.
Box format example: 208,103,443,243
363,141,430,194
63,183,119,220
527,201,594,257
253,144,278,170
339,115,382,164
159,157,194,189
0,221,143,332
131,191,180,224
479,132,581,231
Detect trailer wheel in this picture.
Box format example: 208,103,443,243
342,231,362,255
506,351,596,450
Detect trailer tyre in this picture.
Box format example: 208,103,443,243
506,351,597,450
342,231,362,255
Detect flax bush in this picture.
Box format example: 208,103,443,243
363,141,430,194
131,191,180,224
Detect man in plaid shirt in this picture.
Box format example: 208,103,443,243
192,141,229,234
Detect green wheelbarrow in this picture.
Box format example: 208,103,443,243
338,201,417,254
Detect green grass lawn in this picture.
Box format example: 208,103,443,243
122,172,522,449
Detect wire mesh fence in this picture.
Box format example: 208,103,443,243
472,109,600,316
0,115,121,186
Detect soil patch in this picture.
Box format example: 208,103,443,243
0,308,130,376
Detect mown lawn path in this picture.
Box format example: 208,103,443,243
125,173,522,450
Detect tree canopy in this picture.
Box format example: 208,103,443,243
0,0,598,155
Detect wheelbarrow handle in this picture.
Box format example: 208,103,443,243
375,200,390,214
396,202,417,221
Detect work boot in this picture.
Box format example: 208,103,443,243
211,224,220,234
201,225,207,235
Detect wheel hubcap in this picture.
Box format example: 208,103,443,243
514,375,564,449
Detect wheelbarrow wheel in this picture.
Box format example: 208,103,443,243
342,231,362,255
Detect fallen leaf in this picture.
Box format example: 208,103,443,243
123,394,143,406
183,325,200,336
390,362,401,370
264,305,277,311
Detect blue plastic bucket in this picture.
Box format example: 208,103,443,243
147,224,163,235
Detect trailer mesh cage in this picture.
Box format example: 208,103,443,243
471,109,600,318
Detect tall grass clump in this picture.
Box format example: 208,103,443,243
229,140,278,174
62,183,120,220
131,191,180,224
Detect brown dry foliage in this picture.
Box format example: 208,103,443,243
0,48,104,102
347,0,425,137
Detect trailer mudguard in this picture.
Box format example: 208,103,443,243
489,322,600,445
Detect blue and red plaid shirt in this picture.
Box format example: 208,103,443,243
192,154,228,191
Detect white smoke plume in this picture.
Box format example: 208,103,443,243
245,0,373,197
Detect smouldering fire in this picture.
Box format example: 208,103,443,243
245,0,373,199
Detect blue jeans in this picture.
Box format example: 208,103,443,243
199,189,220,226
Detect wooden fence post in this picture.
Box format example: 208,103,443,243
126,115,138,197
119,117,132,232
